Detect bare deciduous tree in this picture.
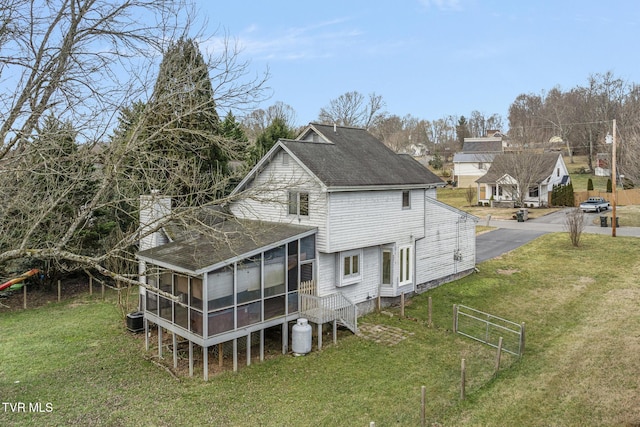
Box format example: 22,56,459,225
564,208,585,247
317,91,386,129
487,151,559,207
0,0,269,289
465,186,475,206
369,114,425,153
242,101,298,142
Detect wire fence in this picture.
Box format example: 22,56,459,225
453,304,524,356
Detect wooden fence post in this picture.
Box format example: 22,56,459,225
420,385,426,427
57,280,61,302
494,337,503,374
377,294,381,312
101,281,105,300
400,292,405,317
460,358,466,400
23,283,27,309
428,297,432,327
520,322,526,355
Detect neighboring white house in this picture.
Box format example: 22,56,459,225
476,152,570,207
136,123,478,379
452,133,505,188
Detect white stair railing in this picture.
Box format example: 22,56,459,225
298,281,358,334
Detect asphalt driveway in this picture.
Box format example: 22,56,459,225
476,208,640,262
476,228,546,263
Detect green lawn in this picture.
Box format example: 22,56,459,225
2,234,640,426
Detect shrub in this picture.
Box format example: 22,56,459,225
428,153,443,170
587,178,594,191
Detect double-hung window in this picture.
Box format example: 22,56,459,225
339,250,362,286
288,191,309,216
399,246,412,286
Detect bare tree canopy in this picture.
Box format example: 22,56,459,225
0,0,269,285
242,101,298,141
369,114,426,153
487,152,560,207
317,91,386,129
507,71,640,178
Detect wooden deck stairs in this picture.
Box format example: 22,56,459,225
298,280,358,334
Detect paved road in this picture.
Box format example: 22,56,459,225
476,208,640,262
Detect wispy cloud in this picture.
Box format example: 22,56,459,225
418,0,464,12
203,18,365,62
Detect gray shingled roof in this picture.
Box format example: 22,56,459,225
452,152,498,163
137,219,316,273
281,123,444,188
460,139,503,153
476,152,561,184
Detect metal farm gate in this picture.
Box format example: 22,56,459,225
453,304,525,356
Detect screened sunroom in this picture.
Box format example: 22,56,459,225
136,219,317,380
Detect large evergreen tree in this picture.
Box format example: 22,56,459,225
248,116,295,166
139,38,229,202
220,111,248,148
456,116,471,147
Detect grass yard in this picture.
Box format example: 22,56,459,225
2,233,640,426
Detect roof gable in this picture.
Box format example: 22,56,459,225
476,152,563,184
231,123,444,194
282,123,444,189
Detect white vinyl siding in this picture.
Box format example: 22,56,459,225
326,190,424,253
230,152,328,250
416,197,476,285
317,247,380,302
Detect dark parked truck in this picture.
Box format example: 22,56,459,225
579,196,610,212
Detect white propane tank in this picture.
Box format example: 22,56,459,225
292,318,312,355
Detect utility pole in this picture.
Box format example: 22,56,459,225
609,119,617,237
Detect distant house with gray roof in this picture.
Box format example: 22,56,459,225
452,133,505,188
136,123,477,379
476,152,570,207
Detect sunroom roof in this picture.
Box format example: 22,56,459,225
137,218,316,274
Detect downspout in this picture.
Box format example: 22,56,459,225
411,234,416,294
325,190,331,254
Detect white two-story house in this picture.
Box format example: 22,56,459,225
231,123,477,308
452,133,505,188
136,123,477,379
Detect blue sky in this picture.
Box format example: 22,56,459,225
197,0,640,130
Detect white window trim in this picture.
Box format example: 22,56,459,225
399,245,412,286
381,248,393,287
338,249,362,286
288,191,309,217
